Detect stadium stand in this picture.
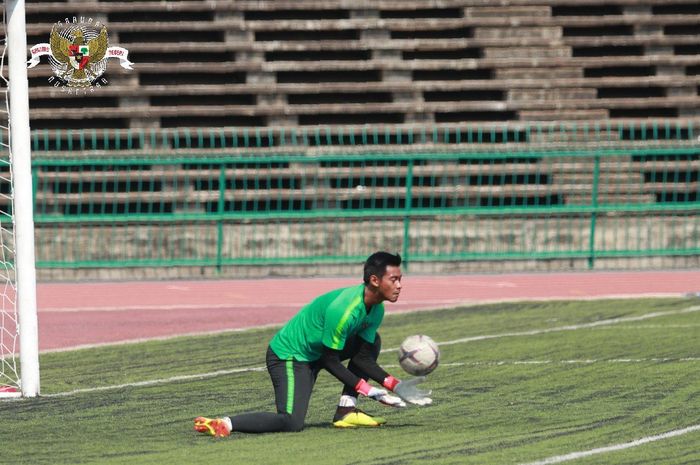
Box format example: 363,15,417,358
2,0,698,276
23,0,700,129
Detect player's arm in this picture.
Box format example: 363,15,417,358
318,345,405,407
347,336,393,385
348,338,433,406
318,345,361,388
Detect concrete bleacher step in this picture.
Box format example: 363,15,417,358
19,0,700,129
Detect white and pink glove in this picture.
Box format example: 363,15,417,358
354,379,406,407
383,375,433,406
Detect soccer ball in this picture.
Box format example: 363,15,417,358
398,334,440,376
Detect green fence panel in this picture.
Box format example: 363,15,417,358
11,121,700,270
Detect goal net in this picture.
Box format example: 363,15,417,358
0,2,19,397
1,0,39,398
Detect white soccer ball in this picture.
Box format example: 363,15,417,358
398,334,440,376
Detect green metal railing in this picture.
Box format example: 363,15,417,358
6,121,700,270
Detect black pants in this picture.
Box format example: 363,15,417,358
228,334,382,433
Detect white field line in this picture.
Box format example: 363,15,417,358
518,424,700,465
40,323,284,354
383,305,700,352
23,304,697,400
39,357,700,398
384,358,700,368
43,366,267,398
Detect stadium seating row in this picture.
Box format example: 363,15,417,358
20,0,700,129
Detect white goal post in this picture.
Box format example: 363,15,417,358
1,0,39,398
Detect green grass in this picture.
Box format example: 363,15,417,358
2,297,700,465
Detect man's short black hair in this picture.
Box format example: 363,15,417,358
363,251,402,284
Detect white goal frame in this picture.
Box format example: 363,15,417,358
3,0,39,398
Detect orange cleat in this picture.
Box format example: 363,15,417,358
194,416,231,438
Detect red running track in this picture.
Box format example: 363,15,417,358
36,270,700,352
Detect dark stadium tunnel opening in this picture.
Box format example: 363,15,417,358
390,27,472,40
584,66,655,78
265,50,371,62
26,12,88,24
194,178,302,191
255,30,360,42
26,34,48,46
656,192,698,203
609,108,678,118
62,203,174,215
644,171,699,184
412,69,494,81
287,93,393,105
210,200,316,213
41,163,153,173
160,116,266,128
573,46,645,57
596,87,666,98
423,90,505,102
632,152,699,161
182,162,289,172
479,195,564,207
30,97,121,109
330,176,407,189
464,174,551,185
664,24,700,35
129,51,235,64
297,113,404,126
435,111,517,123
29,76,53,88
48,180,164,194
380,8,464,19
342,198,407,209
563,25,634,37
32,137,146,152
624,129,695,142
459,156,540,164
244,9,350,20
403,48,481,60
30,119,128,130
320,160,424,167
118,31,225,43
276,70,382,84
675,45,700,56
150,94,256,107
139,72,246,86
445,131,531,145
552,5,623,15
653,3,700,14
107,11,215,22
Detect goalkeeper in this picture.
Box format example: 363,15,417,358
194,251,432,438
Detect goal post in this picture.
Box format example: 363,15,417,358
2,0,39,398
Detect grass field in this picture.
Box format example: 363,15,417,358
2,297,700,465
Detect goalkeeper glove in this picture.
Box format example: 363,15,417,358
354,379,406,407
386,376,433,406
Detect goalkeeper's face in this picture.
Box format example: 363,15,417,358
377,265,402,303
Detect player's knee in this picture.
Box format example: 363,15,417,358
280,413,305,432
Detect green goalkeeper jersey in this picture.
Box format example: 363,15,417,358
269,283,385,362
